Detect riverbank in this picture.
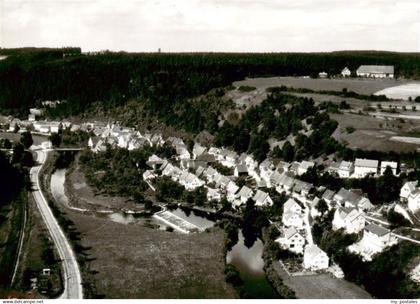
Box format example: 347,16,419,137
44,151,236,298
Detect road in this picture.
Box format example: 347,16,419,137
30,147,83,299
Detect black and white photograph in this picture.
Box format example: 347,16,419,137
0,0,419,301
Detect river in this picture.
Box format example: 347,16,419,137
226,231,278,298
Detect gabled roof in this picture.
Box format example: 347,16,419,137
381,161,398,169
293,180,313,193
339,161,353,171
355,158,378,168
236,163,248,173
197,153,216,163
357,65,394,74
334,188,360,204
193,143,207,156
322,189,335,201
365,223,390,237
284,227,302,240
304,245,328,260
237,186,253,198
284,198,301,212
253,190,270,203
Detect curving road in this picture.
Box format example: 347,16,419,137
30,147,83,299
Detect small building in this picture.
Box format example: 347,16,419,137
275,227,306,254
356,65,394,78
298,161,315,176
234,163,248,177
338,161,354,178
303,245,329,271
332,207,365,234
282,211,304,229
318,72,328,78
400,181,417,200
341,67,351,77
354,158,378,178
235,186,253,207
362,223,393,251
380,161,398,175
192,143,207,160
253,190,273,207
284,198,303,214
407,190,420,213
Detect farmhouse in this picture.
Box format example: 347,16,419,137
356,65,394,78
354,158,378,178
275,227,305,254
380,161,398,175
303,245,329,271
341,67,351,77
332,207,365,234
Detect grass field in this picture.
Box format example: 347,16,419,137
273,261,371,299
63,209,236,299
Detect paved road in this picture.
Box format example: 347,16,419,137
30,148,83,299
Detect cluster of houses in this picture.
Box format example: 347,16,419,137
319,65,395,79
328,158,398,178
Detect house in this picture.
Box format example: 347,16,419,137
289,161,301,175
226,181,240,202
341,67,351,77
275,227,305,254
192,143,207,159
203,167,219,183
338,161,354,178
196,153,216,164
362,223,393,251
354,158,378,178
220,149,238,167
327,161,340,175
28,114,35,122
206,187,222,202
179,171,205,191
276,173,295,193
284,198,302,214
282,211,304,229
303,245,329,270
332,207,365,234
407,190,420,213
150,134,165,147
259,159,275,183
88,137,100,150
334,188,374,211
298,161,315,175
142,170,156,181
400,181,418,200
253,190,273,207
356,65,394,78
235,186,253,207
318,72,328,78
146,154,165,170
293,180,313,196
195,166,206,178
410,263,420,284
380,161,398,175
322,189,335,206
234,163,248,177
175,144,191,160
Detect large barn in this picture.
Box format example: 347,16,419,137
356,65,394,78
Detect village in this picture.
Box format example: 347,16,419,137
1,84,419,288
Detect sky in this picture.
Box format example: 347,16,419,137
1,0,419,52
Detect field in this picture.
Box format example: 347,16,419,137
375,83,420,100
45,153,236,299
273,262,371,299
63,209,236,299
233,76,416,95
0,131,48,146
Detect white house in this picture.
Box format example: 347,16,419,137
380,161,398,175
282,211,304,229
284,198,303,214
192,143,207,159
332,207,365,234
226,181,240,202
362,223,393,252
175,144,191,160
400,181,417,200
338,161,354,178
303,245,329,271
253,190,273,207
354,158,378,178
341,67,351,77
275,227,305,254
407,190,420,213
298,161,315,175
206,187,222,202
356,65,394,78
235,186,253,207
318,72,328,78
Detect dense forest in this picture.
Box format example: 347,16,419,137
1,48,420,115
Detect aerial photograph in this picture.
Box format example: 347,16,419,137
0,0,419,302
